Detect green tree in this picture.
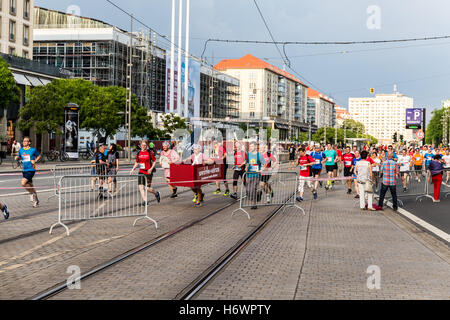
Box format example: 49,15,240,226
341,119,365,136
425,108,445,145
0,57,20,111
160,113,187,136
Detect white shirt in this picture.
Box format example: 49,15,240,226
443,154,450,168
372,158,381,172
13,143,21,152
397,155,411,172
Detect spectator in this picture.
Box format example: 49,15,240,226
378,152,400,211
428,154,444,203
355,150,375,211
11,140,21,157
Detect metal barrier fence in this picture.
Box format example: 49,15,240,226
50,175,158,236
48,164,95,201
232,171,305,219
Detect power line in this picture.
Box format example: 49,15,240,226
252,0,290,67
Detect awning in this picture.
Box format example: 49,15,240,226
25,75,43,87
275,123,290,130
39,78,52,85
12,72,32,86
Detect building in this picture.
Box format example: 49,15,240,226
32,6,166,112
0,0,33,58
348,89,414,145
0,52,69,150
306,88,336,128
334,105,350,127
215,54,310,140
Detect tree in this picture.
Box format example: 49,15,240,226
341,119,365,136
425,108,445,145
160,113,187,137
0,57,20,111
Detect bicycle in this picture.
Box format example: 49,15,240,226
80,149,94,160
12,158,22,169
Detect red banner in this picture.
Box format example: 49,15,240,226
170,163,224,188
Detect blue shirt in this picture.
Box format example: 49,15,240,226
424,152,434,165
384,151,398,160
310,151,326,169
324,149,337,166
246,152,265,178
352,157,361,176
19,147,40,172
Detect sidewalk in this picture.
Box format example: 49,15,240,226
197,182,450,300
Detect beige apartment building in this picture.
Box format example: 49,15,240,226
348,89,414,145
215,54,309,140
0,0,33,58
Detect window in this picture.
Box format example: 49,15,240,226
249,94,256,100
10,0,15,15
9,19,15,42
249,102,255,109
23,25,29,46
23,50,29,59
23,0,30,19
8,46,16,55
250,112,255,118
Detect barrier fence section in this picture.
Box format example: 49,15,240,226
49,164,95,201
50,175,158,236
232,171,305,220
373,168,450,206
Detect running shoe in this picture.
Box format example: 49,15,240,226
354,194,360,199
194,200,202,207
2,205,9,220
173,187,178,194
192,194,198,203
30,194,34,202
155,191,161,203
170,193,178,198
33,199,40,208
230,193,238,200
313,191,318,200
403,187,407,192
213,189,221,195
224,190,230,197
347,189,352,194
266,194,271,203
139,201,146,207
296,196,303,202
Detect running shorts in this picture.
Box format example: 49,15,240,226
22,171,35,183
260,174,271,183
289,154,295,161
138,173,153,186
233,169,245,187
414,165,422,171
326,165,335,173
344,167,353,177
311,168,322,176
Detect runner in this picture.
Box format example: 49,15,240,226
296,148,314,202
351,150,362,198
107,143,119,195
159,141,180,198
184,144,213,207
245,141,265,210
342,146,355,194
95,144,108,200
16,137,41,207
288,144,296,171
334,145,342,181
260,143,277,204
371,151,381,192
397,149,412,192
412,148,424,182
90,147,98,191
324,144,338,190
310,145,326,199
443,149,450,184
213,141,230,196
130,140,161,206
230,141,247,200
424,147,434,170
1,203,10,220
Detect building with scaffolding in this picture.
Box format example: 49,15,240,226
32,6,166,112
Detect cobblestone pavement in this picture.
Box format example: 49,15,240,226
196,183,450,300
0,179,237,299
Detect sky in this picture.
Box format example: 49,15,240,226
35,0,450,122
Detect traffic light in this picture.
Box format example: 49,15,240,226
393,132,398,143
370,88,375,94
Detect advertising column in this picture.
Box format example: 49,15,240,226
64,103,80,160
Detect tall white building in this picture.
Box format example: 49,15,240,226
0,0,33,58
348,90,414,145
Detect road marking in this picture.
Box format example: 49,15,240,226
0,222,86,267
386,200,450,243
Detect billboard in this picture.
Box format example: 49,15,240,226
64,103,80,159
406,108,423,129
165,56,200,119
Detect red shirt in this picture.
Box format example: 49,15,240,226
336,149,342,160
298,155,314,177
234,151,247,169
343,153,355,168
136,150,156,174
367,157,375,165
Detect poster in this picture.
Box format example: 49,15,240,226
165,55,200,119
64,103,80,159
